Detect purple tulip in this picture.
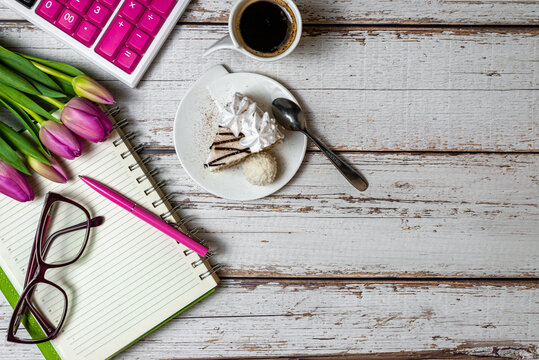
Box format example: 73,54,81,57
0,160,34,202
72,75,115,105
61,97,114,143
39,120,83,160
27,155,68,183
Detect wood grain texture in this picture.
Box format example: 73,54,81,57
0,3,538,359
1,0,539,25
1,280,537,359
140,152,539,278
3,24,537,90
3,25,535,151
117,86,539,152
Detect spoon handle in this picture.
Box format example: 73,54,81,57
303,128,369,191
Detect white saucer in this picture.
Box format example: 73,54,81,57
173,65,307,201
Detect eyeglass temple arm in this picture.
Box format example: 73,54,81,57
15,216,105,336
24,216,104,287
14,296,56,335
39,216,105,260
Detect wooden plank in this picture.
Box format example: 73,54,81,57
119,86,539,152
4,24,536,90
142,152,539,278
2,24,536,151
0,280,537,359
1,0,538,25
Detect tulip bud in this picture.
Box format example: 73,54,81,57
72,75,115,104
61,97,114,143
0,160,34,202
39,120,83,160
27,155,68,183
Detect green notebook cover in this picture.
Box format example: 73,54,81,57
0,265,215,360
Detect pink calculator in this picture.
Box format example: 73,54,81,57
4,0,191,87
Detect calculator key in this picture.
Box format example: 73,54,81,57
74,20,99,46
95,17,133,60
149,0,175,17
97,0,120,8
35,0,63,22
137,10,163,37
56,8,81,34
114,47,141,73
87,1,112,27
126,28,152,54
67,0,91,14
138,0,151,5
119,0,144,23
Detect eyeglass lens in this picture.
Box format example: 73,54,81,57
41,200,90,265
11,199,90,342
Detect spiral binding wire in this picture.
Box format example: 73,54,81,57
112,111,220,278
121,144,144,159
153,192,177,208
106,106,121,117
113,131,136,147
144,179,166,195
137,168,159,183
161,203,182,220
113,118,128,129
192,251,214,268
200,264,222,280
128,157,151,171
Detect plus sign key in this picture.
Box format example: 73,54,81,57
138,10,163,37
74,20,100,46
119,0,145,23
95,16,133,61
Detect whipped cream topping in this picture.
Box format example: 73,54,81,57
219,93,253,137
218,93,284,153
240,111,284,153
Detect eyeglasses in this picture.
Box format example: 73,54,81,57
7,192,104,344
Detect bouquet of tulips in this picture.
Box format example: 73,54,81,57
0,45,115,203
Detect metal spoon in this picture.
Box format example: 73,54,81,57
272,98,368,191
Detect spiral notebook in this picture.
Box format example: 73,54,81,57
0,107,219,360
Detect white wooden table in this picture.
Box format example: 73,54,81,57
1,1,538,359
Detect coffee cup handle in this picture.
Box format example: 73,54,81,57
204,35,238,57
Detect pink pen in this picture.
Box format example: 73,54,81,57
79,176,209,257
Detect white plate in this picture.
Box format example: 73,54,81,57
173,65,307,201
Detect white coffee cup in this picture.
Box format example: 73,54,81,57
204,0,302,61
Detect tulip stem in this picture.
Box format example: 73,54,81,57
39,95,65,110
19,105,45,125
30,61,73,83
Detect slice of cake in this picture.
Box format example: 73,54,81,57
204,93,284,171
204,126,251,170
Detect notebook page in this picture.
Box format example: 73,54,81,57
0,133,217,360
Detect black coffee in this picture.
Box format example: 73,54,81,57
238,1,293,55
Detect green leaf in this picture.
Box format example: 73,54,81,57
0,136,29,175
18,53,85,77
55,77,76,96
0,121,49,165
0,82,56,121
0,95,48,155
26,77,67,98
0,63,39,95
0,46,61,91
